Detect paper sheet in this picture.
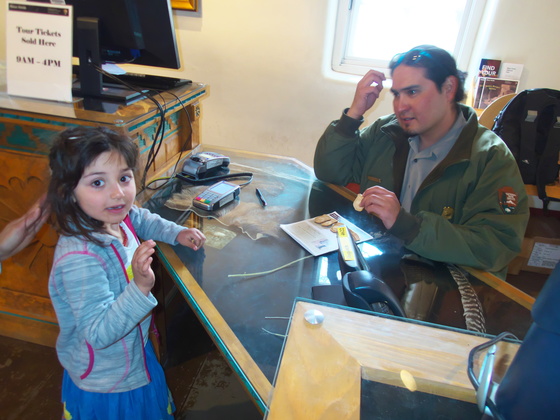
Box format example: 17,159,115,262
280,211,372,256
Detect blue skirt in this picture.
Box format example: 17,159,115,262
61,341,175,420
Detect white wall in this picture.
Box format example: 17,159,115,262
168,0,360,166
1,0,560,166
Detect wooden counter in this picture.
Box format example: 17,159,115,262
266,300,520,419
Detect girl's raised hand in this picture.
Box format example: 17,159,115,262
132,239,156,296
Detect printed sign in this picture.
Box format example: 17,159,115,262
6,1,73,102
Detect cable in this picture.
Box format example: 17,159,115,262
228,255,314,278
96,70,251,193
136,90,196,193
160,90,195,186
91,65,167,190
122,84,195,192
175,171,254,186
143,176,173,191
96,71,244,194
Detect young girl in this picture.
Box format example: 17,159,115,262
46,126,205,419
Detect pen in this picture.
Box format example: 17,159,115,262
256,188,267,207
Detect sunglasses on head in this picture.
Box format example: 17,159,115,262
391,49,433,67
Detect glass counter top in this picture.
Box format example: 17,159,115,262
144,146,534,411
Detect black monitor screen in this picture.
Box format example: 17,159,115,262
67,0,180,70
27,0,184,101
131,0,180,70
29,0,180,70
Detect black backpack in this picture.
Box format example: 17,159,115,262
492,88,560,210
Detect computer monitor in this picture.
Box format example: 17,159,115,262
65,0,182,101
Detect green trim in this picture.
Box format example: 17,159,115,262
0,310,58,326
0,112,70,127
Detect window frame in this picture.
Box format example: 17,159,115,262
331,0,487,76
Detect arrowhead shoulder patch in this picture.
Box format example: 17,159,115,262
498,187,519,214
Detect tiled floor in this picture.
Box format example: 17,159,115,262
0,325,262,420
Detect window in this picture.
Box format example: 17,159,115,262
331,0,486,76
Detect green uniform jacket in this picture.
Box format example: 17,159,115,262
314,104,529,279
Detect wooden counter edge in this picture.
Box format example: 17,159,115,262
461,266,535,310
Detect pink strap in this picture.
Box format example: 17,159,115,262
123,214,140,244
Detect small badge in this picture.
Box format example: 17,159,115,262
442,207,454,220
498,187,518,214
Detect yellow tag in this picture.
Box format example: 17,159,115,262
63,402,73,420
126,264,134,282
337,226,356,261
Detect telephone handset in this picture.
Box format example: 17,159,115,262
336,226,406,318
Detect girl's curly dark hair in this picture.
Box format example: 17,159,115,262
46,126,139,245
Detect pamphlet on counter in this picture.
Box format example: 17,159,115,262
280,211,372,256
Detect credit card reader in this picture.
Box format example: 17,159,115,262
181,152,230,179
193,181,240,211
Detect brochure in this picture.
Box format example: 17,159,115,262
473,77,519,109
478,58,501,78
499,63,524,80
280,211,373,256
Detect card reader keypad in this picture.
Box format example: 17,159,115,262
195,190,220,204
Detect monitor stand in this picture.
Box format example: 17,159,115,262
72,80,147,103
74,16,148,105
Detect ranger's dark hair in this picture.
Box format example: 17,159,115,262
389,45,467,102
46,126,139,244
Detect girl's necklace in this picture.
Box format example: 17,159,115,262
119,225,128,247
